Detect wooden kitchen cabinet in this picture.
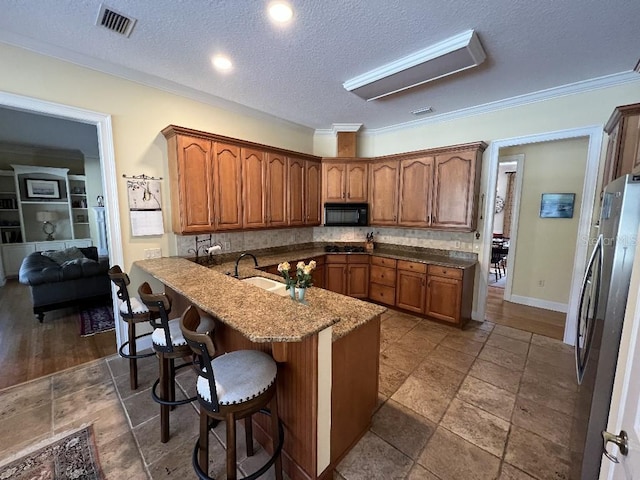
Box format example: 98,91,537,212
603,103,640,188
398,156,434,227
242,148,267,229
325,254,369,297
431,147,483,230
395,260,427,313
305,161,322,225
165,132,242,233
288,157,305,226
322,161,368,203
425,264,474,327
267,153,288,227
369,160,399,225
368,256,396,306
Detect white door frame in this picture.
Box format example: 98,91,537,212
496,154,524,302
478,125,603,346
0,90,125,348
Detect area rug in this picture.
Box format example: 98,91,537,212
79,304,115,337
0,425,104,480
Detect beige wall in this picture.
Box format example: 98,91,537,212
0,43,315,274
501,138,589,306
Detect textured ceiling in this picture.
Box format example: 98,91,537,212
1,0,639,131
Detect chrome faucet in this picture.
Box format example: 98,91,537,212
234,252,258,278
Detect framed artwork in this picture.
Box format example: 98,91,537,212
540,193,575,218
25,179,60,199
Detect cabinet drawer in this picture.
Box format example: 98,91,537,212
348,254,370,264
371,256,397,268
397,260,427,274
326,254,348,263
370,265,396,287
369,283,396,306
427,265,463,279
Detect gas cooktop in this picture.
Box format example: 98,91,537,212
324,245,366,253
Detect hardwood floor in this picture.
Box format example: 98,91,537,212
0,279,117,390
485,285,566,340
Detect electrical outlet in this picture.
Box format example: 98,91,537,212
144,248,161,259
538,280,545,287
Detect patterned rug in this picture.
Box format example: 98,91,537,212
79,304,115,337
0,425,104,479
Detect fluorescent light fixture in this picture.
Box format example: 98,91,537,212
343,30,486,101
268,1,293,23
212,55,233,72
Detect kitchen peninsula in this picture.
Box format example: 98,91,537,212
134,256,386,480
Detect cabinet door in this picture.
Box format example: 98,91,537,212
305,161,322,225
346,163,368,202
621,114,640,174
432,149,479,230
288,157,305,226
325,263,347,294
175,135,215,232
213,142,243,230
348,263,369,298
242,148,267,229
425,275,461,324
395,269,426,313
323,163,346,202
369,161,399,225
267,153,288,227
398,156,433,227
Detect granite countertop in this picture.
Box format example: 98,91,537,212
134,257,386,343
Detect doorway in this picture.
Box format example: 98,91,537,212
0,90,124,387
477,126,603,346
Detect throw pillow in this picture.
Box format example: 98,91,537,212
42,246,86,265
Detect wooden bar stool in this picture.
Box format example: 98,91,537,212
138,282,215,443
108,265,156,390
180,305,284,480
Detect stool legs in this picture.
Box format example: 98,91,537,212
159,353,170,443
198,410,209,474
226,412,237,480
127,321,138,390
270,394,283,480
244,416,254,457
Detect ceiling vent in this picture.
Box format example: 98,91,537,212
96,4,137,37
343,30,486,101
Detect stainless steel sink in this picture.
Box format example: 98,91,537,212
241,276,289,297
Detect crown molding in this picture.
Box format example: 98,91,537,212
364,70,640,136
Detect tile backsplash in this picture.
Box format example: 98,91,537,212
176,226,476,257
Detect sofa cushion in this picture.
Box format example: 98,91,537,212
41,246,86,265
19,246,108,286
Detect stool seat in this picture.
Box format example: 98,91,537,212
198,350,277,406
120,296,150,316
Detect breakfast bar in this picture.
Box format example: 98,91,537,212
134,256,386,480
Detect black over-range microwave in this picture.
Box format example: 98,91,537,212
324,203,369,226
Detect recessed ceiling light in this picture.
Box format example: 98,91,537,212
212,55,233,72
411,106,433,116
268,1,293,23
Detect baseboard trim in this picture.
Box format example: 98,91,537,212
509,295,568,313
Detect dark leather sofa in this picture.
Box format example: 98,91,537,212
19,246,111,322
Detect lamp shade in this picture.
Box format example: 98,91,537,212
36,211,58,222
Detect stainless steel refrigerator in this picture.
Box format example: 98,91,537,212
572,174,640,479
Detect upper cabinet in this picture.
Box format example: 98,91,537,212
369,143,486,231
603,103,640,188
163,126,322,234
322,161,368,203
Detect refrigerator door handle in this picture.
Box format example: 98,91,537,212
575,234,603,384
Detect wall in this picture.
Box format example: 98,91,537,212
501,137,588,307
0,43,316,280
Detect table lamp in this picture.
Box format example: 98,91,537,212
36,211,58,240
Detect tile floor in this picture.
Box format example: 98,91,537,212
0,308,577,480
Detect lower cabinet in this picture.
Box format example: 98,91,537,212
369,256,397,306
425,265,474,326
395,261,427,313
325,254,369,297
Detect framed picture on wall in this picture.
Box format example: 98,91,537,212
540,193,575,218
25,178,60,199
